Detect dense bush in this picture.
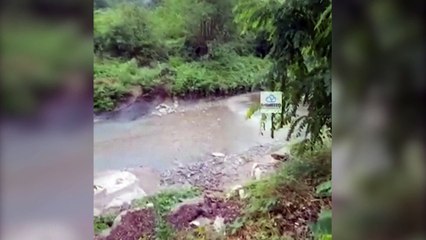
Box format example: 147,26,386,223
93,53,271,112
94,6,167,64
93,0,273,112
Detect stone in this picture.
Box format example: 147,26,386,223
213,216,225,234
190,217,211,228
146,202,154,208
190,220,200,227
238,189,247,199
211,152,225,158
94,171,138,195
251,163,263,180
254,168,263,180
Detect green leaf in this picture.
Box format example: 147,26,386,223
315,180,332,196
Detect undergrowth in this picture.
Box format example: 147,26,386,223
94,54,270,112
226,137,332,240
135,187,201,239
94,214,116,235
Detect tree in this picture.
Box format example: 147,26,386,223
235,0,332,145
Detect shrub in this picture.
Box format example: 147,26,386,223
93,58,166,112
94,6,166,64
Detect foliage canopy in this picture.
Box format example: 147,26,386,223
236,0,332,144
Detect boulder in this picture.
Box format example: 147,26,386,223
213,216,225,235
94,171,138,195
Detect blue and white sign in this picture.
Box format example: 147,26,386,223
260,91,282,113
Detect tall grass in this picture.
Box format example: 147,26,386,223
94,54,271,112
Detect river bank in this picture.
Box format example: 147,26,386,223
94,139,331,240
94,140,290,216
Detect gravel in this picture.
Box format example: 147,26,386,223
160,143,281,190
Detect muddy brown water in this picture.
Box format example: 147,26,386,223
94,93,288,173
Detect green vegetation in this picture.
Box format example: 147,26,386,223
135,187,201,239
94,0,271,112
227,136,332,239
238,0,332,145
94,214,116,234
93,187,200,238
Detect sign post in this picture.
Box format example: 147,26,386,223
260,91,282,114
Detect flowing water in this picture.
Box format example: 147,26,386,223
94,92,290,173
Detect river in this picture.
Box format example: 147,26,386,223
94,92,290,173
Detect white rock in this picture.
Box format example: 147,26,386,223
190,220,200,227
94,171,138,195
254,168,263,180
251,163,263,180
211,152,225,157
238,189,247,199
213,216,225,234
189,217,211,228
146,202,154,208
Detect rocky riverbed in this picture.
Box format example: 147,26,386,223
160,142,286,191
94,141,291,216
94,142,293,240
